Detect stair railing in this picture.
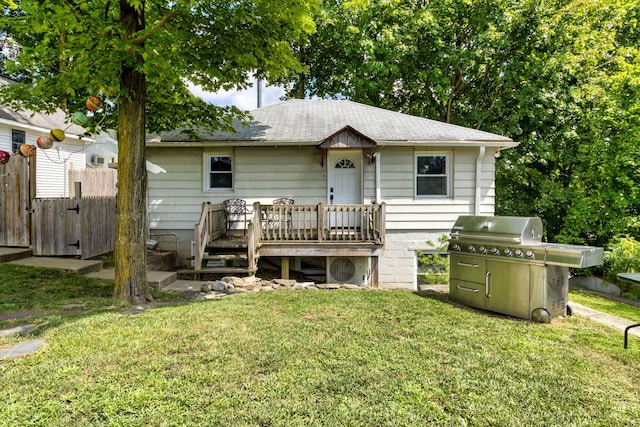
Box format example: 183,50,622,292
193,202,226,271
247,202,263,271
193,202,210,271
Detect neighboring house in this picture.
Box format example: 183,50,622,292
0,76,116,198
146,99,518,290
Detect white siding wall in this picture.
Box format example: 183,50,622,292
147,144,500,282
378,146,496,231
147,146,328,231
0,123,86,198
0,124,10,151
35,140,86,198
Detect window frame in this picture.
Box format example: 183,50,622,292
203,153,234,192
11,129,25,152
414,152,451,198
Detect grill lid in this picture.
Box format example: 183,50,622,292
450,216,543,244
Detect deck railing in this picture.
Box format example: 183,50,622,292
257,202,386,244
194,202,386,271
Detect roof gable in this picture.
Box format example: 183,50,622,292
319,125,376,150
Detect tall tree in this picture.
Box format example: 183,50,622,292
280,0,640,247
0,0,316,302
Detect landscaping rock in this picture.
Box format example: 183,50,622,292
211,280,227,292
274,279,296,287
317,283,341,290
192,275,372,300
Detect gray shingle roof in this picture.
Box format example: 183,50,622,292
0,76,86,136
152,99,516,147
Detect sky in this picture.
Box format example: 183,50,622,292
188,80,286,111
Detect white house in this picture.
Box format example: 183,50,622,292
0,76,117,198
146,99,518,290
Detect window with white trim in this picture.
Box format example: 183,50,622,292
205,155,233,190
415,154,449,197
11,129,25,152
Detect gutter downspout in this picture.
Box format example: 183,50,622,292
374,152,381,203
475,146,485,215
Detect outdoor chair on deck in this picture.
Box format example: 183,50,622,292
273,197,294,206
265,198,294,237
223,198,250,236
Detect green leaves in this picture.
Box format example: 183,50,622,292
0,0,317,133
281,0,640,248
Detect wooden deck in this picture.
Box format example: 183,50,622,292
191,202,385,274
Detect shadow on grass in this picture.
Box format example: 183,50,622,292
0,263,193,342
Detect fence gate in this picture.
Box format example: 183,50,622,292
0,155,32,247
32,196,116,259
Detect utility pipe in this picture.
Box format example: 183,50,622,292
475,146,485,215
373,152,381,203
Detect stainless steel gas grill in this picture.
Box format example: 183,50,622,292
447,216,604,323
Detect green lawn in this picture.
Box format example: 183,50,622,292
1,265,639,426
570,288,640,322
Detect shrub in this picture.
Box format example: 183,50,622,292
417,235,450,285
603,236,640,279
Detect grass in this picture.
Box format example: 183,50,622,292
0,267,639,426
570,289,640,322
0,263,186,329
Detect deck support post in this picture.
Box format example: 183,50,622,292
281,257,290,279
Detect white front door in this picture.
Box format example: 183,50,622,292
328,150,362,227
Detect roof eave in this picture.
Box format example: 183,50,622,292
147,139,519,149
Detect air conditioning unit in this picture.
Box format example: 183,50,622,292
326,256,371,286
91,154,105,165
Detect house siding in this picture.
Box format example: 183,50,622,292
0,123,87,198
148,144,497,289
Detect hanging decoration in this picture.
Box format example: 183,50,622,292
36,135,54,149
70,111,88,126
49,128,66,142
86,96,103,112
0,150,10,164
19,144,37,158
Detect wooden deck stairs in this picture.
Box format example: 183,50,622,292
184,236,257,277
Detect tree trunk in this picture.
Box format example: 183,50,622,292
114,0,152,303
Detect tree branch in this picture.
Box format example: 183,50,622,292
132,10,178,45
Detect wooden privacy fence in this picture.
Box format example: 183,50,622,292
32,196,116,259
0,155,32,247
69,168,117,197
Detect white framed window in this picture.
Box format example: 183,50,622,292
11,129,25,152
204,154,233,191
415,153,450,197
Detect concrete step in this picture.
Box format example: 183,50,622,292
84,269,177,290
7,256,103,275
0,247,32,263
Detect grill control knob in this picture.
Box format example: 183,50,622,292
467,245,476,253
514,249,523,257
490,247,499,255
526,250,535,258
478,246,487,254
503,248,512,256
450,243,461,251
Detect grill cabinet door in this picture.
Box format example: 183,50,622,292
485,260,531,319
